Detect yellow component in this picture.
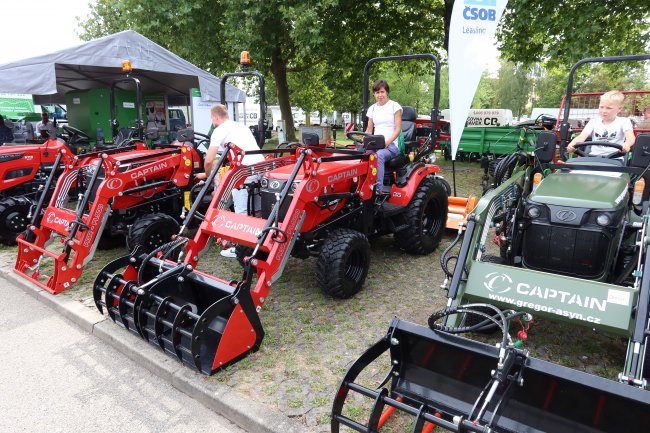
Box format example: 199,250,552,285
185,159,191,166
183,191,191,210
121,59,132,74
409,151,415,162
369,154,375,161
182,147,187,153
240,51,251,66
532,172,542,191
372,167,377,176
634,177,645,205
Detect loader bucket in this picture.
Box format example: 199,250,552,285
446,194,478,230
332,318,650,433
93,253,263,374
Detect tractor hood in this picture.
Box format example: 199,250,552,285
530,171,628,209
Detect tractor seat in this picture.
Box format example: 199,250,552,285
96,128,138,150
630,134,650,203
386,105,417,169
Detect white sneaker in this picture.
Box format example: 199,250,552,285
220,247,237,258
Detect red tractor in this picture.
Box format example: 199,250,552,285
0,126,96,245
13,75,205,294
91,56,450,374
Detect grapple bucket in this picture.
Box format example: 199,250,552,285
332,318,650,433
93,253,263,374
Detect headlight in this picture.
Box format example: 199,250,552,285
527,206,540,218
596,214,611,226
290,181,299,193
260,178,268,188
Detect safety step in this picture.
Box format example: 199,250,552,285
380,202,405,217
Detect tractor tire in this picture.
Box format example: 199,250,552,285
0,196,33,246
435,177,452,196
126,213,180,254
394,178,448,255
316,229,370,299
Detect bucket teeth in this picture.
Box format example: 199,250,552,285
93,253,264,375
332,318,650,433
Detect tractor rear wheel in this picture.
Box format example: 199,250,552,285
316,229,370,299
394,178,447,254
0,196,33,246
126,213,180,254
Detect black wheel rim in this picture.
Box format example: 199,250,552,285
6,210,28,233
145,230,166,251
422,198,442,237
344,248,366,285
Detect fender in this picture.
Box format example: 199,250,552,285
389,163,440,206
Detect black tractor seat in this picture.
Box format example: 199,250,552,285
386,105,417,170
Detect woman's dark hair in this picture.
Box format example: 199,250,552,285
372,79,390,94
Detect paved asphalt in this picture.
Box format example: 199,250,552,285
0,280,247,433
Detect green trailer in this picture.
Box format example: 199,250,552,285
440,125,550,160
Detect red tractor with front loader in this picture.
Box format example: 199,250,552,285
91,55,453,374
0,125,99,245
13,75,205,294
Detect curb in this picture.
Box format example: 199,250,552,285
1,268,307,433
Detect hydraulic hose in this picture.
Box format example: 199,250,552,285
428,304,528,346
440,228,464,278
137,237,188,286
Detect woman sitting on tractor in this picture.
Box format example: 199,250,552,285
365,79,402,195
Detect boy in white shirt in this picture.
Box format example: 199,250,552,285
568,90,636,156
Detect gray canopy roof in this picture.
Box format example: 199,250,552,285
0,30,245,105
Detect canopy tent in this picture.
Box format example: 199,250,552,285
0,30,245,106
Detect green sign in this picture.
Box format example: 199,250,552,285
0,94,35,118
464,260,638,335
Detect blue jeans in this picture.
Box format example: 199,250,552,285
374,143,399,192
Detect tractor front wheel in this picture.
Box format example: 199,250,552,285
394,178,448,254
316,229,370,299
0,196,33,246
126,213,180,254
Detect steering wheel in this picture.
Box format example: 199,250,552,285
276,141,300,150
346,130,371,145
62,125,90,143
573,141,625,159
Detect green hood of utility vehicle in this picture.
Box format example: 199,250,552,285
530,171,628,209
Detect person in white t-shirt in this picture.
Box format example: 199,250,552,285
36,112,57,139
365,79,402,194
567,90,636,157
204,104,265,257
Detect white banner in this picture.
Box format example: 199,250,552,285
448,0,508,160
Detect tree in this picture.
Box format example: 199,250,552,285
498,0,650,67
493,61,531,116
289,63,334,125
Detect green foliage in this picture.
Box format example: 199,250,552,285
531,65,569,108
493,61,532,116
498,0,650,67
78,0,648,133
472,71,498,108
288,63,334,122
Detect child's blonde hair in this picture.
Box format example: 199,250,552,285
600,90,625,106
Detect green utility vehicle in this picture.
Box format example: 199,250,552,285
331,54,650,433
